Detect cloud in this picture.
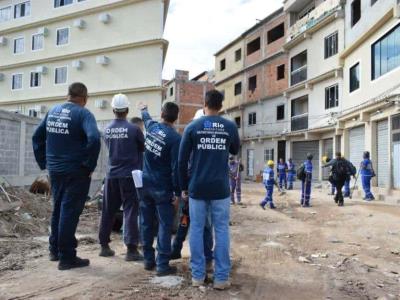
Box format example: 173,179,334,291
163,0,283,79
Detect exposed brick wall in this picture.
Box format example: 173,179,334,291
264,55,289,96
0,118,20,176
24,123,41,176
246,65,263,103
245,31,263,67
264,14,287,57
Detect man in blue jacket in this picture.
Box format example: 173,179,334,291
99,94,144,261
178,90,240,290
139,102,181,276
360,151,375,201
32,82,101,270
301,153,313,207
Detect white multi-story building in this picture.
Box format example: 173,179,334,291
0,0,169,122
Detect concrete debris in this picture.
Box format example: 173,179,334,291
328,237,344,244
149,276,184,288
298,256,312,263
311,253,328,259
390,249,400,255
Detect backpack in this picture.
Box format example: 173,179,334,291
297,164,306,181
335,159,349,179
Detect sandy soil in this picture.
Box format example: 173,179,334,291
0,183,399,300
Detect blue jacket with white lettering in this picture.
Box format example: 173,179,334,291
32,102,101,175
178,115,240,200
104,119,144,179
141,109,181,199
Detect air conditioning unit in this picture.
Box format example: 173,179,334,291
36,66,48,74
0,36,7,46
73,19,86,29
96,55,110,66
72,60,83,70
95,99,107,109
99,13,111,24
37,27,49,37
0,73,4,81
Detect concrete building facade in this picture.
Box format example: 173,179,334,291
0,0,169,122
163,70,214,133
215,8,289,179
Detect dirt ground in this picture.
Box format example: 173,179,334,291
0,183,399,300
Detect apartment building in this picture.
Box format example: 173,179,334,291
215,8,289,179
337,0,400,194
163,69,214,132
0,0,169,123
283,0,345,180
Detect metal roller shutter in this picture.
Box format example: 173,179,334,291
322,139,333,180
348,126,365,168
376,120,389,187
292,141,319,180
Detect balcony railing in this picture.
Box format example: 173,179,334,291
291,65,307,85
287,0,342,42
291,113,308,131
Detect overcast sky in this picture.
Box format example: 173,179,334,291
163,0,283,79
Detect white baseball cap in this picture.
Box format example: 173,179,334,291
193,109,205,120
111,94,130,111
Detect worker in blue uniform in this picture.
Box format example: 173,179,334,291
277,158,288,189
32,82,101,270
343,160,356,197
99,94,144,261
360,151,375,201
139,102,181,277
287,158,296,190
260,160,276,209
301,153,313,207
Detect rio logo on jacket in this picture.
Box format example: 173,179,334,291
145,126,166,157
197,121,229,151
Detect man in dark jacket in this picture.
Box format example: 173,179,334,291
99,94,144,261
32,82,101,270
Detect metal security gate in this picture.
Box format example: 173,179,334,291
376,120,389,187
247,149,254,177
292,141,319,180
392,115,400,188
322,139,333,180
348,126,365,168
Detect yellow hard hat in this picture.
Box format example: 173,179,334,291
267,160,274,166
322,156,328,163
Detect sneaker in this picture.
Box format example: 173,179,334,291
156,266,177,277
99,245,115,257
302,203,311,208
125,246,143,262
49,252,59,262
144,262,156,271
58,257,90,271
338,201,344,207
192,278,205,287
269,202,276,209
206,261,213,273
259,203,266,210
237,202,243,206
214,281,231,290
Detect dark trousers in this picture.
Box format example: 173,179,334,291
140,189,174,272
230,178,241,203
334,179,345,204
301,180,311,205
49,171,91,261
99,177,139,247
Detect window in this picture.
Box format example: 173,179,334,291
234,116,241,128
267,23,285,44
14,1,31,19
277,64,285,80
234,82,242,96
248,75,257,91
28,109,38,118
298,2,315,20
32,33,44,51
277,105,285,120
12,74,23,90
372,23,400,80
220,59,226,71
55,66,68,84
30,72,41,88
264,149,274,162
13,37,24,54
349,63,360,92
248,112,257,126
247,38,260,56
54,0,73,7
169,87,173,96
235,49,242,62
325,84,339,109
351,0,361,27
56,28,69,46
325,31,338,59
291,50,307,85
0,6,12,23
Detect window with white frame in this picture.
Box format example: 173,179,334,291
54,0,73,7
248,112,257,126
14,1,31,19
55,66,68,84
12,74,23,90
30,72,41,87
0,6,12,23
325,84,339,109
14,37,25,54
32,33,44,51
56,28,69,46
264,149,274,163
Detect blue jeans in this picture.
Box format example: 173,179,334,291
49,170,91,261
343,179,350,197
260,184,274,207
140,189,174,272
189,197,230,284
